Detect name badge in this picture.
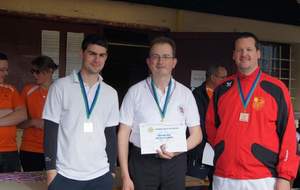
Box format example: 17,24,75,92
239,112,249,122
84,122,94,133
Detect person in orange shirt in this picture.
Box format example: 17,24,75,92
18,55,58,171
188,65,227,189
0,52,27,172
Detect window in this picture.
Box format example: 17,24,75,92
260,42,295,104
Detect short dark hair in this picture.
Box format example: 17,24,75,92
234,32,260,50
206,65,226,79
31,55,58,71
149,36,176,57
81,34,108,51
0,52,8,60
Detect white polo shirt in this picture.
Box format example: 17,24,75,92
43,71,119,180
120,77,200,147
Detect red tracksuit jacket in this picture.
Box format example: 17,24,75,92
206,67,299,180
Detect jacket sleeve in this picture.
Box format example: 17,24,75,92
205,95,217,147
192,86,207,130
192,87,202,115
276,87,299,180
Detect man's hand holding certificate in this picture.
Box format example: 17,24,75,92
139,123,187,156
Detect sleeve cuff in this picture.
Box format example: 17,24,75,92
278,173,293,181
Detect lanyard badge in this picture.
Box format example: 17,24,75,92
78,72,100,133
150,78,173,122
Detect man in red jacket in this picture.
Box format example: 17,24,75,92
206,32,299,190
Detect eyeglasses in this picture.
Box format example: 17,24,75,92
149,54,174,62
31,69,40,74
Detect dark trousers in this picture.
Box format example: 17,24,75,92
48,172,112,190
0,151,21,172
129,145,187,190
20,151,45,171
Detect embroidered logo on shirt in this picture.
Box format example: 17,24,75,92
252,96,265,111
45,157,52,162
226,81,232,87
178,105,184,115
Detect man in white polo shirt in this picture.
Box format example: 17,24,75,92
43,34,119,190
118,36,202,190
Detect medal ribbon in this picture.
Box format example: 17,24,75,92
78,72,100,119
151,78,172,120
237,70,261,110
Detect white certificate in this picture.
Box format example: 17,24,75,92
139,123,187,155
202,143,215,166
